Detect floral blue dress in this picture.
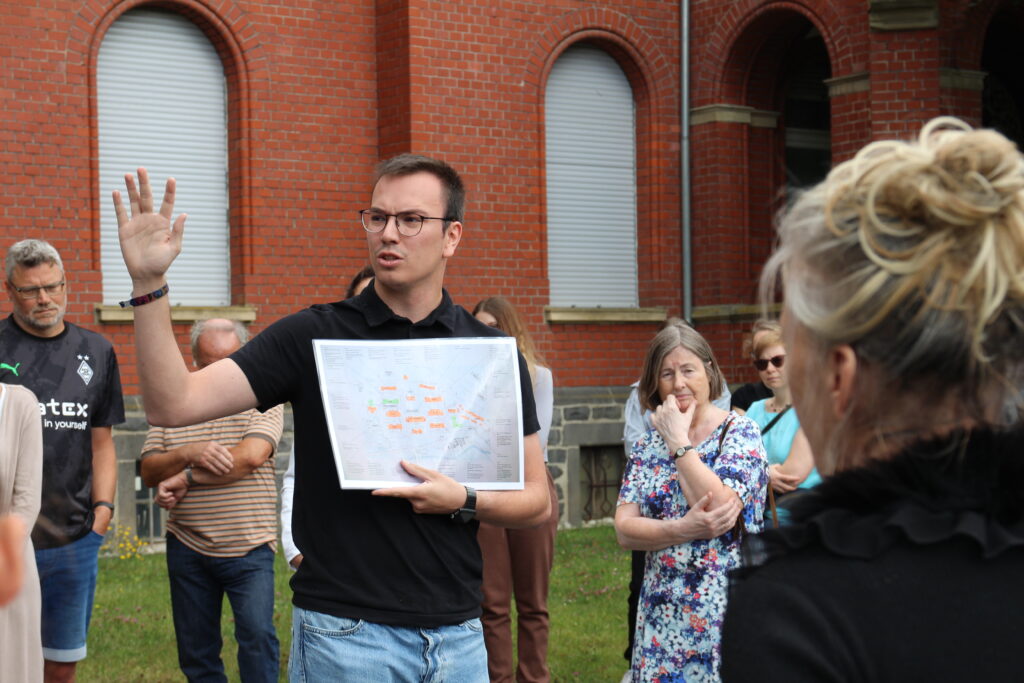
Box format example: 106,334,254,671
618,413,768,682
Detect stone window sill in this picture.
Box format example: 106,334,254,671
95,305,258,324
544,307,667,324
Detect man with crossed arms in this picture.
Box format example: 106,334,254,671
113,155,549,681
140,318,283,682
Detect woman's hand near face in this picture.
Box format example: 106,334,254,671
652,395,697,452
673,491,742,541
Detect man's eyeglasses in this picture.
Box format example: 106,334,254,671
359,210,451,237
753,354,785,371
8,280,65,300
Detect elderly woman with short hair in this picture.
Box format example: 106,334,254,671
615,321,767,682
721,118,1024,680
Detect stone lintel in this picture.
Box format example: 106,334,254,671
690,104,779,128
939,68,986,92
690,302,782,324
825,72,870,98
869,0,938,31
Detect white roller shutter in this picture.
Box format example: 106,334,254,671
545,44,638,308
98,8,229,305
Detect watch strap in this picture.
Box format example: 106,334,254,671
672,445,696,461
450,485,477,523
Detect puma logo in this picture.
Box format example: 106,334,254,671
0,362,19,376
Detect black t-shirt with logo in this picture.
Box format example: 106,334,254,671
231,285,540,628
0,316,125,548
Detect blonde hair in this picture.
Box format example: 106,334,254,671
747,319,782,359
762,117,1024,462
472,297,542,381
751,323,783,360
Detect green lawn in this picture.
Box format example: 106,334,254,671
78,524,630,682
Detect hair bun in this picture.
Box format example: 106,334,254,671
766,117,1024,434
926,124,1024,223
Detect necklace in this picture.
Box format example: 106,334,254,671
768,397,790,413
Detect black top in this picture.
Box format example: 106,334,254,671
0,317,125,548
729,381,772,411
721,427,1024,682
231,284,539,626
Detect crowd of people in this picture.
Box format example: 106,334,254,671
0,116,1022,682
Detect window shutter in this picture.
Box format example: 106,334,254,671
545,45,638,307
98,8,230,305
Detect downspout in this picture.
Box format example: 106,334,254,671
680,0,693,323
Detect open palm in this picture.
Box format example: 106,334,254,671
112,167,187,285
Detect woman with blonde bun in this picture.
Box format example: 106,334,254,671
473,296,557,683
722,118,1024,680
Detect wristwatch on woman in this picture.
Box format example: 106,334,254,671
672,445,696,461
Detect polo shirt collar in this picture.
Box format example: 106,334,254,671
351,281,458,331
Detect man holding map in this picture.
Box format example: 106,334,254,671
112,155,549,681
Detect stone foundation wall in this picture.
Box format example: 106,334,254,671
547,386,630,528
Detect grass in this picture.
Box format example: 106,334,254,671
78,524,630,682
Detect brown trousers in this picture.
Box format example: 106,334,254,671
478,469,559,683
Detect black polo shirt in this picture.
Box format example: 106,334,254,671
231,284,539,626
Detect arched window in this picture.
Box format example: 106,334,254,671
545,44,637,308
781,28,831,196
98,8,230,305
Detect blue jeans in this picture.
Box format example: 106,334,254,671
166,534,280,682
289,605,488,682
36,530,105,662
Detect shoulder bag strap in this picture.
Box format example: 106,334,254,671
760,405,791,528
760,404,791,436
716,417,749,540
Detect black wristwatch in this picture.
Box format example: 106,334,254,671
450,486,477,523
672,445,696,461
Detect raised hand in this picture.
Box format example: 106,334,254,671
112,167,187,289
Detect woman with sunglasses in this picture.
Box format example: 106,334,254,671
744,323,819,522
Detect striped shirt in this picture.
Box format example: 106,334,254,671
142,405,284,557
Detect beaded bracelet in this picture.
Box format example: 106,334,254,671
119,283,169,308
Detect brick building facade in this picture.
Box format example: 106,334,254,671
1,0,1021,535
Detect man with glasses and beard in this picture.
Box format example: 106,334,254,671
2,239,124,683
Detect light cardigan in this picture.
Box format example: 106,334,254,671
0,383,44,682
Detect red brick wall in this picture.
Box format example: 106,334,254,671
689,0,994,381
0,0,1007,398
0,0,685,396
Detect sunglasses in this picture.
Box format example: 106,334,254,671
753,355,785,371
